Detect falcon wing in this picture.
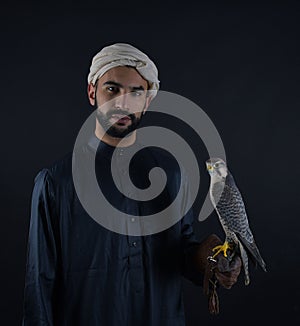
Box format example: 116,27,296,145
217,179,266,272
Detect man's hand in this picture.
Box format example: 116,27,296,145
192,234,242,290
213,253,242,289
185,233,242,289
189,234,242,314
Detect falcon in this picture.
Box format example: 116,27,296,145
206,157,267,285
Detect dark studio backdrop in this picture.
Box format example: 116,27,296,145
1,1,299,325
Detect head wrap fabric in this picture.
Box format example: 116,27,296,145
87,43,160,95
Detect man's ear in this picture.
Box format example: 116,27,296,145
87,83,96,106
142,93,155,115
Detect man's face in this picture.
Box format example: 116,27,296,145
89,66,150,138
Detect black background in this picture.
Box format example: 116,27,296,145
1,1,299,325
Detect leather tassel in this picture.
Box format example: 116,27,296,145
208,279,219,314
203,257,220,314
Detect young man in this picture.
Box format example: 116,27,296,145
23,43,241,325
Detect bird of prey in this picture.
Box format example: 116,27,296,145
206,157,267,285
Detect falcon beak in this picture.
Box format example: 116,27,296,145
206,163,213,172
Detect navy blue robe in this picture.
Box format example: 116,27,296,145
23,135,202,326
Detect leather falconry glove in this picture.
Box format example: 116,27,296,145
190,234,242,314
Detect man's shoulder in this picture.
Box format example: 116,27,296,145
35,151,73,186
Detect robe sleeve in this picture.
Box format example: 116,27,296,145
180,211,205,285
23,169,59,326
179,171,204,286
180,177,222,286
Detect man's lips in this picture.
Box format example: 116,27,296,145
110,114,131,125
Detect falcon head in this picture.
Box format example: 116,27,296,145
206,158,228,179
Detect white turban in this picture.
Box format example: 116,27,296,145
87,43,160,96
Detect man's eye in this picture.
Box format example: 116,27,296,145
131,91,144,97
107,86,118,93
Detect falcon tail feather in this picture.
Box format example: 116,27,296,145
237,240,250,285
237,235,267,272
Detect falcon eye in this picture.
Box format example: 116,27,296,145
214,161,224,169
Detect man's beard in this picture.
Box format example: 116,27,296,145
95,107,143,138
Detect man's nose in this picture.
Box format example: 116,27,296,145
114,93,130,110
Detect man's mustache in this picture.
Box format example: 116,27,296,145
103,109,138,120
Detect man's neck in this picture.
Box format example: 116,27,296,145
95,124,136,148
